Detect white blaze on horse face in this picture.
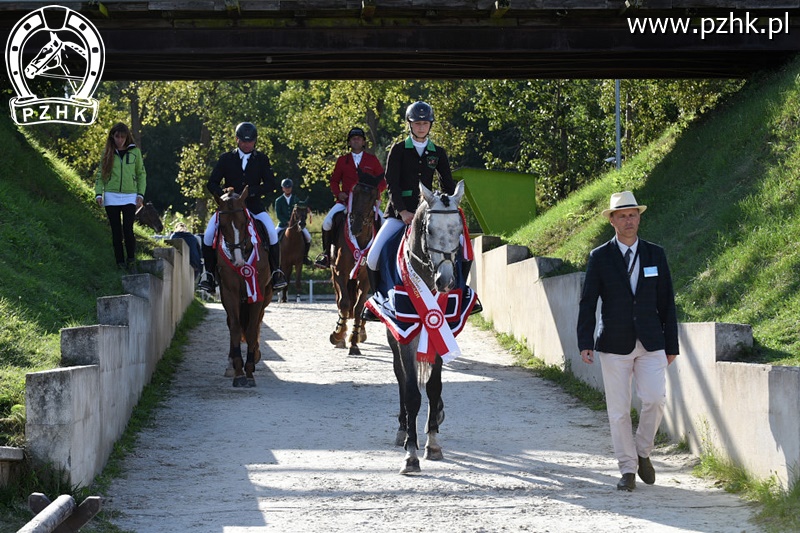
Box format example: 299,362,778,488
231,221,245,267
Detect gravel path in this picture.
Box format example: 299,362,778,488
104,301,761,533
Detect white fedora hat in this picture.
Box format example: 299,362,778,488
601,191,647,219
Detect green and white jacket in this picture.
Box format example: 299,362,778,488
94,145,146,198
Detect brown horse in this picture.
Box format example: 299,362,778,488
134,202,163,234
329,179,380,355
279,201,309,303
213,186,272,387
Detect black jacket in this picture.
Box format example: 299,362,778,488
384,137,456,219
207,149,277,215
577,238,679,355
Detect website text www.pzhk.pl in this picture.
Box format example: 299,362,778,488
628,12,790,40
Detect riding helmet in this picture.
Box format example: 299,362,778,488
281,178,293,188
405,101,434,123
347,127,366,141
235,122,258,141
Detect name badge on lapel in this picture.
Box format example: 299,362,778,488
643,266,658,278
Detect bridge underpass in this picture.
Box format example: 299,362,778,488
1,1,799,80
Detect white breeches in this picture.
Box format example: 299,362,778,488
204,211,278,247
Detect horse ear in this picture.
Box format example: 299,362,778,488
451,180,465,206
420,182,436,206
240,185,249,202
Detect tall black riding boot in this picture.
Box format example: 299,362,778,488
314,229,332,269
361,266,382,322
268,244,288,289
199,244,217,292
460,259,482,315
303,240,312,266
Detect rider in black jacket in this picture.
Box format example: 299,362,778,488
199,122,287,292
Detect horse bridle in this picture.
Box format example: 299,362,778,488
217,207,252,255
409,208,462,274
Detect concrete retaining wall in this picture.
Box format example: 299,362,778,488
25,240,195,488
471,235,800,488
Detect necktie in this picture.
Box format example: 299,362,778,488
624,248,632,269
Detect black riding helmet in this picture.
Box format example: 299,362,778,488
405,101,434,123
235,122,257,142
347,127,366,141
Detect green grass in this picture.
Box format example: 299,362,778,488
506,58,800,365
0,299,207,532
0,115,163,446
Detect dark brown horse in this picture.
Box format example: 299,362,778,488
329,179,380,355
213,186,272,387
279,201,309,303
134,202,163,234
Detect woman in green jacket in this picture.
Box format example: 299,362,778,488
94,122,147,270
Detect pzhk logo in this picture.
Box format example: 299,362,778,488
5,5,105,126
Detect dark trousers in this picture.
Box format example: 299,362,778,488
105,203,137,264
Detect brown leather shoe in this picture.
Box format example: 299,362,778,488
638,456,656,485
617,473,636,491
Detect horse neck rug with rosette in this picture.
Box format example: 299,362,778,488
342,193,378,280
366,211,477,364
213,209,265,303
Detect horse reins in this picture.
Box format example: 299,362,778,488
217,207,252,255
408,208,462,274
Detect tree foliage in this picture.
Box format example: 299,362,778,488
30,77,743,221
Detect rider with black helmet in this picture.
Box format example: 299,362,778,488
199,121,288,292
363,102,456,319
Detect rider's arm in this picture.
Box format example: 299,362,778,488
436,147,456,195
207,152,228,198
384,142,409,214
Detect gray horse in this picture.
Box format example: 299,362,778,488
387,180,467,475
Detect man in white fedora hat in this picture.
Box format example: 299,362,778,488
577,190,678,492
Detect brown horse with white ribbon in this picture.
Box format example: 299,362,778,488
212,186,272,387
328,173,382,355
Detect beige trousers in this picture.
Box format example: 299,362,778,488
598,340,667,474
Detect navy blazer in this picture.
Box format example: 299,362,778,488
207,149,277,215
577,238,679,356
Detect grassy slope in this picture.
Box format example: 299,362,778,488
0,114,154,445
508,58,800,365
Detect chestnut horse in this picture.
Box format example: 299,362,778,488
212,186,272,387
329,179,380,355
279,202,309,303
387,180,468,474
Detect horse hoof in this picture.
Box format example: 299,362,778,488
348,346,361,356
400,458,421,475
395,430,407,447
247,378,256,387
232,376,248,387
424,446,444,461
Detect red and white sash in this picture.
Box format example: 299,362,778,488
343,193,376,280
397,230,461,364
213,210,264,303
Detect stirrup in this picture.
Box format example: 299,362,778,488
313,253,330,269
361,304,380,322
198,273,216,293
272,269,288,289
